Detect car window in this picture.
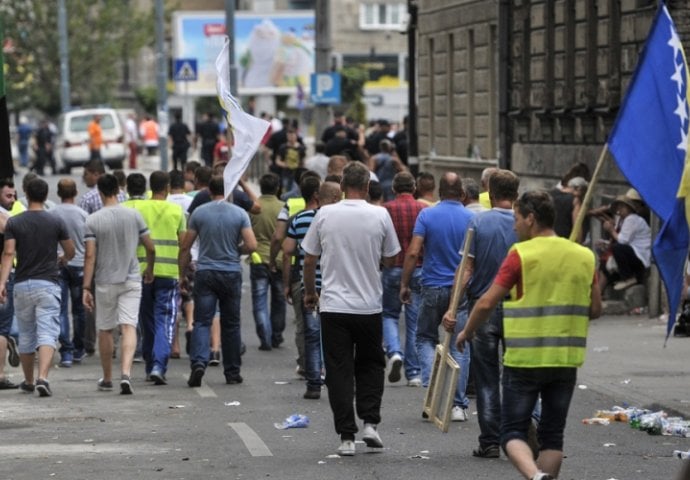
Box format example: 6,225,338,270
68,114,117,132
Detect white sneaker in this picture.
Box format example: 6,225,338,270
362,423,384,448
337,439,355,456
451,406,468,422
387,353,403,383
407,377,422,387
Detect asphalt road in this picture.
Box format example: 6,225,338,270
2,166,688,480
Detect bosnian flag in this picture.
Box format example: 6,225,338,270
215,38,270,196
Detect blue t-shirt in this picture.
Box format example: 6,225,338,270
189,200,251,272
413,200,474,287
465,208,517,298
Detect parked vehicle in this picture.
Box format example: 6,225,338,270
56,108,127,173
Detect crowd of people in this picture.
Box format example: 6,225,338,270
1,111,658,480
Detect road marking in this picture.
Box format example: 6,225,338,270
181,375,217,397
228,422,273,457
0,443,168,457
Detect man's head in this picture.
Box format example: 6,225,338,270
318,181,341,206
461,178,481,205
126,173,147,197
438,172,463,201
286,128,298,143
341,161,370,193
26,178,49,204
57,178,78,201
149,171,170,195
184,161,201,182
379,139,394,154
300,175,321,203
368,181,383,204
194,166,213,188
92,114,101,124
83,159,106,188
392,172,415,195
513,191,555,241
489,169,520,204
327,155,348,177
259,172,280,196
208,176,225,197
113,169,126,190
0,179,15,211
97,174,120,198
480,167,498,190
416,171,435,198
169,170,186,191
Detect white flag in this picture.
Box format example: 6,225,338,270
216,38,271,196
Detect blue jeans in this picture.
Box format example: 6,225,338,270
58,265,86,356
381,266,421,379
302,301,322,390
14,279,61,353
416,285,471,409
470,299,504,447
140,277,179,375
0,272,14,337
191,270,243,378
501,366,577,452
250,264,286,348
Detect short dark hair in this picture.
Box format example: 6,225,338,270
208,175,225,196
0,178,14,190
489,169,520,202
392,172,415,194
461,178,480,201
26,178,48,203
259,173,280,195
300,175,321,203
84,159,106,175
169,170,185,190
416,171,435,195
341,162,370,191
57,179,77,200
515,191,555,229
195,166,213,187
126,173,147,197
368,181,383,202
184,160,201,174
97,174,120,198
439,173,463,200
149,171,170,194
113,170,126,188
22,172,38,192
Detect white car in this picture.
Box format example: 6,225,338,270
56,108,127,173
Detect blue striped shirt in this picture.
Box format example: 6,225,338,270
287,208,321,290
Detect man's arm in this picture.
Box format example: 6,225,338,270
178,229,197,294
400,235,423,304
455,283,509,351
140,233,156,284
239,226,257,255
303,253,318,309
238,178,261,215
59,238,76,265
270,220,288,268
0,239,15,303
82,240,96,312
281,237,297,303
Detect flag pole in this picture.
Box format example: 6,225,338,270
569,144,609,243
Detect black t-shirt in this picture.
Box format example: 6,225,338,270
196,120,219,145
188,189,253,216
277,143,306,170
169,122,191,148
5,211,68,284
550,187,574,238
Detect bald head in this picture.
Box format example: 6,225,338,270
319,181,342,206
57,178,78,200
439,172,463,200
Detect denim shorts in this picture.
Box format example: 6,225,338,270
14,279,61,353
501,366,577,452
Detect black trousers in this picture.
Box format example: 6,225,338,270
611,243,646,282
321,311,386,440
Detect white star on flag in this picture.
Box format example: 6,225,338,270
677,126,688,152
669,27,683,59
674,94,689,124
671,61,684,93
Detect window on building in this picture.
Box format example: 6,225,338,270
359,3,406,30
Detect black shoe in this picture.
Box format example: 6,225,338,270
6,336,19,367
258,344,272,351
0,378,18,389
36,379,52,397
120,375,133,395
208,351,221,366
225,374,243,385
472,444,500,458
188,366,205,387
303,388,320,400
19,381,34,393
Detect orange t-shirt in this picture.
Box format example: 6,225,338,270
88,121,103,150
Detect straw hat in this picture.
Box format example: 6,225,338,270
612,194,638,212
625,188,642,202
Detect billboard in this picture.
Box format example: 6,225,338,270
173,11,315,96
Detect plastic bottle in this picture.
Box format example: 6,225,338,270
582,417,610,425
674,450,690,460
639,411,665,435
663,422,690,438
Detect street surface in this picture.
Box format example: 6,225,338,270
1,164,689,479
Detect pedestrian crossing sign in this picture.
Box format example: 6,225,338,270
174,58,198,82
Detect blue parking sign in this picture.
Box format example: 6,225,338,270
310,73,341,104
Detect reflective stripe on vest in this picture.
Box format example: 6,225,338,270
503,236,595,368
124,199,184,278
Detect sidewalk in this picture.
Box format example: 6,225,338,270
580,312,690,417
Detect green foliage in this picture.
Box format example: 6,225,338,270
134,86,158,116
0,0,153,117
339,66,367,124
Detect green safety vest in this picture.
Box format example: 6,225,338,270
123,198,185,279
287,197,305,217
503,236,595,368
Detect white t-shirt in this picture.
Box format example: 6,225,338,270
618,213,651,268
302,199,400,314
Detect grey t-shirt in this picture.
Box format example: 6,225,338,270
50,203,88,267
188,200,251,273
85,205,149,284
5,210,69,284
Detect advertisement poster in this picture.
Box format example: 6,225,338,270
173,11,315,96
